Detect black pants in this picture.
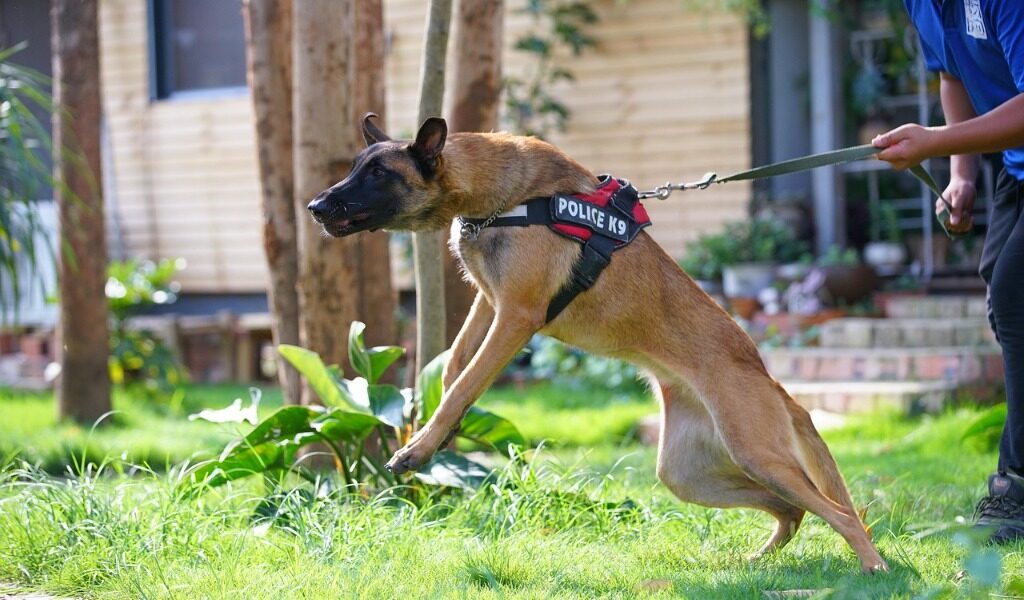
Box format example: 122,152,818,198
980,166,1024,474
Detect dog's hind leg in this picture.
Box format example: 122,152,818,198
695,374,888,573
654,381,805,558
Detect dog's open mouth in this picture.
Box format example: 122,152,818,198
323,211,381,237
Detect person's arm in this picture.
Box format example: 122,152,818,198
872,73,1006,226
937,72,981,183
871,88,1024,170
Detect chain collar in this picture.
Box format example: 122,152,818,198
457,196,511,241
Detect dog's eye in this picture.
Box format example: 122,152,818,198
371,166,386,177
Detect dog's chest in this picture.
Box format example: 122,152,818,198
448,221,505,291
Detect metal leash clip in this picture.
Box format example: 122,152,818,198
637,172,718,200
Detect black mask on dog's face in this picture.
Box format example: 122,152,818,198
307,114,448,237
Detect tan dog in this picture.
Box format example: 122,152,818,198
307,114,888,572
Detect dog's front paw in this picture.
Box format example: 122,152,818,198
385,445,433,475
862,559,890,574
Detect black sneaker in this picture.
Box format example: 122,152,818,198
974,472,1024,544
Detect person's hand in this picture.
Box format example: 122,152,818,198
938,176,976,231
872,124,940,170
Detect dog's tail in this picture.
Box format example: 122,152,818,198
786,395,858,513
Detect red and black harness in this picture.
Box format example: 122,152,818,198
459,175,651,323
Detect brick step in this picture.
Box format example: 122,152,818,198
884,295,987,319
781,380,962,414
819,317,996,348
763,346,1003,384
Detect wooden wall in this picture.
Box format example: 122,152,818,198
385,0,751,258
100,0,265,293
99,0,750,293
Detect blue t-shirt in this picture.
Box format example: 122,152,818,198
905,0,1024,179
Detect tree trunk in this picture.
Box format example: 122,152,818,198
242,0,301,404
52,0,111,423
352,0,397,358
412,0,453,374
444,0,504,345
292,0,360,394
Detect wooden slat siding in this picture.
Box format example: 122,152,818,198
98,0,266,293
384,0,750,258
98,0,749,294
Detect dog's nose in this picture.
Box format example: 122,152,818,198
307,199,327,223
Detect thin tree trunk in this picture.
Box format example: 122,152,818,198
52,0,111,423
352,0,397,359
444,0,504,345
413,0,453,374
242,0,301,405
293,0,359,394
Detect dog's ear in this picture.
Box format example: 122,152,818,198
362,112,391,146
409,117,447,174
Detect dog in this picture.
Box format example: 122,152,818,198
307,113,888,572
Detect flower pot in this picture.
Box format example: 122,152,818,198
722,263,775,299
821,265,879,304
694,279,722,296
729,297,760,320
777,262,812,282
863,241,907,269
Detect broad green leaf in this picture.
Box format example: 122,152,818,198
418,350,450,422
413,450,490,490
348,322,373,381
458,406,527,452
188,388,261,425
965,548,1002,588
189,405,380,488
238,405,326,450
348,320,405,384
962,403,1007,441
191,437,299,487
190,405,317,486
367,346,405,384
313,409,382,441
188,398,258,425
366,383,407,429
279,345,359,411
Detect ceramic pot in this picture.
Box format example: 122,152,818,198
722,263,776,299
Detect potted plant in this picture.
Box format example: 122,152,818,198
720,219,809,299
817,245,879,304
864,202,907,273
680,231,735,295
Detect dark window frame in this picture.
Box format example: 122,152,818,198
147,0,247,101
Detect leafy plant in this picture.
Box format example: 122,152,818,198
962,402,1006,453
503,1,598,138
817,244,861,267
680,218,809,280
188,322,526,497
681,0,768,37
870,201,902,244
0,45,57,320
522,335,642,392
106,258,187,404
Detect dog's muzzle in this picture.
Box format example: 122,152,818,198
307,192,395,237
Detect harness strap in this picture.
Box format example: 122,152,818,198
545,234,616,323
458,177,648,324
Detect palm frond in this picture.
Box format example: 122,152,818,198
0,44,57,324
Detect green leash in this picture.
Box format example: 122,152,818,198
640,144,965,239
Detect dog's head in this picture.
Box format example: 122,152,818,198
308,113,449,237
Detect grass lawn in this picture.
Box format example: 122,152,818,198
1,383,1022,598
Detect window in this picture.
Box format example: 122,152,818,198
150,0,247,99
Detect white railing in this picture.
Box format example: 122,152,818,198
0,201,58,328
